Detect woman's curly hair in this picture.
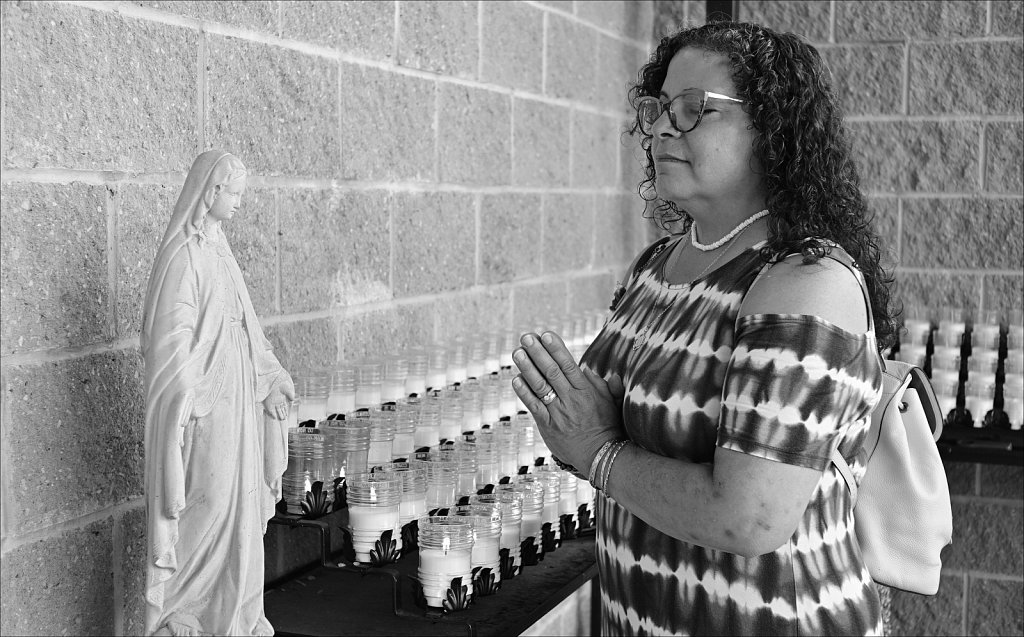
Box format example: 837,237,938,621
628,20,900,350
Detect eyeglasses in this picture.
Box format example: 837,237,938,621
636,90,745,135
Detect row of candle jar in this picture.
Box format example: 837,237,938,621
900,307,1023,353
290,310,608,424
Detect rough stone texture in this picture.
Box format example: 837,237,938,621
569,272,618,315
910,42,1024,116
221,187,278,317
595,194,645,273
264,318,338,371
432,289,514,340
947,501,1023,576
136,1,279,33
620,134,650,194
896,271,981,317
1,2,198,172
576,0,628,35
392,191,476,297
437,84,511,185
3,351,144,534
991,0,1024,36
982,275,1024,319
848,122,981,193
866,196,900,267
480,1,543,93
0,182,109,356
741,0,831,42
653,0,688,39
397,0,478,79
281,0,393,60
820,45,904,116
979,464,1024,499
571,111,620,188
544,194,595,273
512,98,572,188
597,34,639,114
902,199,1023,270
967,577,1024,636
479,193,543,284
278,189,390,313
339,306,436,360
513,280,572,328
835,0,986,42
546,13,598,102
943,461,977,496
986,122,1024,194
119,506,147,637
207,35,338,178
339,64,435,182
0,518,115,636
535,0,575,13
887,573,964,637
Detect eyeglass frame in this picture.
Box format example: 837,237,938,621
636,90,746,135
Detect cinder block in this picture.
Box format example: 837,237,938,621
741,0,831,42
597,34,637,114
576,1,628,36
630,1,656,42
895,271,981,316
437,85,511,185
902,199,1022,270
887,572,964,637
943,461,977,497
571,111,620,188
620,133,650,194
0,182,109,356
221,187,278,317
512,97,571,188
820,45,903,116
686,0,707,29
431,289,514,340
278,188,390,313
967,577,1024,636
339,64,436,182
117,184,179,340
512,280,572,328
569,273,617,315
595,194,645,272
982,275,1024,319
479,193,543,284
545,13,598,102
1,2,198,172
848,121,981,193
339,306,435,360
910,42,1024,116
137,1,279,33
281,0,394,59
3,351,145,534
991,0,1024,36
979,464,1024,500
544,194,595,273
392,191,476,297
835,0,986,42
119,506,147,637
397,0,478,79
866,196,899,266
264,317,338,371
0,518,115,636
947,500,1023,575
206,35,338,178
654,0,688,39
986,122,1024,194
480,1,543,93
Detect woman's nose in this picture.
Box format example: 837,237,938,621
653,110,681,139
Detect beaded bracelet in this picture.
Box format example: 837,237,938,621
550,454,587,481
599,441,630,494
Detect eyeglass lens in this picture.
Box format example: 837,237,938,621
639,94,704,134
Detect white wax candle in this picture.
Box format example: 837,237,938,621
348,505,399,532
382,379,406,403
426,371,447,391
937,395,957,419
367,440,392,466
399,496,427,524
393,432,415,458
355,386,382,409
414,427,440,448
470,534,500,566
405,374,426,397
964,396,990,428
419,547,473,575
520,511,543,541
499,397,516,419
1006,397,1023,429
499,521,521,550
559,492,578,515
543,501,560,525
481,405,499,425
327,392,356,416
457,473,477,495
298,398,327,423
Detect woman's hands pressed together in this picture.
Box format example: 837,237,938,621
511,331,627,477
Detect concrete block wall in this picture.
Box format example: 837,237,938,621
0,1,655,634
655,1,1023,635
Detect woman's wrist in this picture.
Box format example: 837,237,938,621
590,439,629,492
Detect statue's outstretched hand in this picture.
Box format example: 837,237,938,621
263,372,295,421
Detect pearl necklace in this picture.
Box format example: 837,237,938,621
691,209,770,252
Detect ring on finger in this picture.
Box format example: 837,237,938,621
540,389,558,405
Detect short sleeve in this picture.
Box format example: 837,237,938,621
716,314,883,471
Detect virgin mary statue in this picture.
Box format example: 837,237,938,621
142,150,294,636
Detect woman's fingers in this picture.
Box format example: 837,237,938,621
514,331,585,396
512,374,548,424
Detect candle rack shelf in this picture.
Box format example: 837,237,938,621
937,426,1023,466
264,508,598,636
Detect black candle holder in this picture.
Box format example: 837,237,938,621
541,522,559,553
499,547,518,580
577,503,592,531
302,480,332,517
442,576,473,613
472,566,501,597
400,519,419,551
559,514,577,541
368,529,401,566
520,537,540,566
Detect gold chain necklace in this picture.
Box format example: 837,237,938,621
631,224,753,352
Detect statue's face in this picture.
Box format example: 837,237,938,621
208,177,246,222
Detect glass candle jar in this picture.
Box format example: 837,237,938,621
382,355,409,404
504,477,545,552
390,409,417,460
449,504,503,583
440,398,465,443
533,465,563,543
355,359,383,410
283,428,327,514
930,370,961,421
513,412,537,469
931,347,962,374
1003,377,1023,430
895,345,927,368
558,468,579,533
447,340,468,386
328,364,356,416
318,418,370,482
417,517,474,608
466,338,486,381
371,462,428,526
415,403,442,449
460,385,483,432
405,349,429,398
438,442,478,499
493,420,521,479
964,375,997,428
901,318,932,348
365,412,395,467
967,350,1000,377
426,346,448,391
347,473,402,563
295,371,330,423
413,453,459,510
471,492,522,574
480,381,502,426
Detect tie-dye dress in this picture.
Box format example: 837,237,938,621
580,235,885,636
